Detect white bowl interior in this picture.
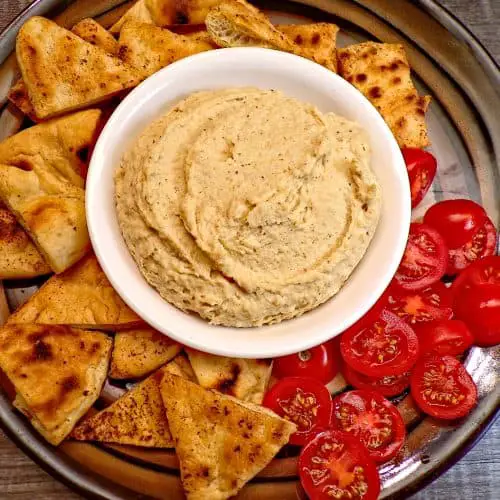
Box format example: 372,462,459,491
86,48,411,358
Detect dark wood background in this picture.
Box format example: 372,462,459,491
0,0,499,498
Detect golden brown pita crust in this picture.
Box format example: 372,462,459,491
160,373,296,500
118,21,216,78
0,109,102,188
186,349,272,404
338,41,430,148
16,17,142,119
0,202,50,279
71,18,120,56
0,324,111,445
277,23,339,72
7,79,36,121
8,253,142,329
110,327,181,379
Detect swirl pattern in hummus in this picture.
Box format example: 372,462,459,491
115,88,381,327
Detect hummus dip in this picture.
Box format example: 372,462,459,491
115,88,381,327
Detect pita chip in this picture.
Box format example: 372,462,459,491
0,202,50,279
338,41,431,148
71,18,120,56
160,373,296,500
110,327,181,379
7,79,36,121
118,22,216,78
0,324,111,445
8,253,142,330
186,349,272,404
16,17,142,119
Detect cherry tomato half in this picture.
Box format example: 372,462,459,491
331,390,406,463
402,148,437,208
411,354,477,420
414,319,474,356
423,199,487,249
299,429,380,500
343,363,410,398
340,309,419,377
453,284,500,346
452,255,500,297
386,281,453,325
274,342,340,384
262,377,333,446
447,217,497,275
395,223,448,291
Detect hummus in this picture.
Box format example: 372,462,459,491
115,88,381,327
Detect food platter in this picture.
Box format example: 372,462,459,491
0,1,499,499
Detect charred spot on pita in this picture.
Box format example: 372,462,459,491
215,362,241,394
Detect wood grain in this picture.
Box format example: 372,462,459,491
0,1,499,499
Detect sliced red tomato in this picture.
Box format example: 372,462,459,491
262,377,333,446
453,284,500,346
331,390,406,463
452,255,500,297
424,199,487,249
402,148,437,208
414,320,474,356
411,354,477,419
386,281,453,325
394,223,448,291
343,363,410,398
447,217,497,275
340,309,419,377
299,429,380,500
274,343,340,384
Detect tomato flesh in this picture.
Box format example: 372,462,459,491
414,320,474,356
386,281,453,325
343,363,410,398
402,148,437,208
262,377,333,446
452,255,500,297
395,223,448,291
274,342,339,384
340,309,419,377
331,390,406,463
299,429,380,500
411,354,477,420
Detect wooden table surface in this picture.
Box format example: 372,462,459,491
0,0,499,498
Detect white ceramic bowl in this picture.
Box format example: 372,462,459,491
86,47,411,358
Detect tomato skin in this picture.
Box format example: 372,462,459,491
331,390,406,463
340,309,419,377
447,217,497,275
451,255,500,298
343,363,410,398
453,284,500,346
395,223,448,291
414,320,474,356
402,148,437,208
274,343,339,384
411,354,477,420
262,377,333,446
299,429,381,500
424,199,487,249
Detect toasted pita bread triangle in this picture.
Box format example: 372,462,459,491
0,324,111,445
338,41,430,148
72,18,120,56
16,17,142,119
8,253,142,329
160,373,296,500
110,327,181,379
118,21,216,78
186,349,272,404
0,202,50,279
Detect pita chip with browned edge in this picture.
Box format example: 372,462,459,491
16,17,142,120
186,349,272,404
160,373,296,500
0,202,50,279
0,324,112,445
110,327,181,379
338,41,431,148
8,253,142,330
71,18,120,56
118,22,216,79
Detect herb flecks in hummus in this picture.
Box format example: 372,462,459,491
115,88,381,327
